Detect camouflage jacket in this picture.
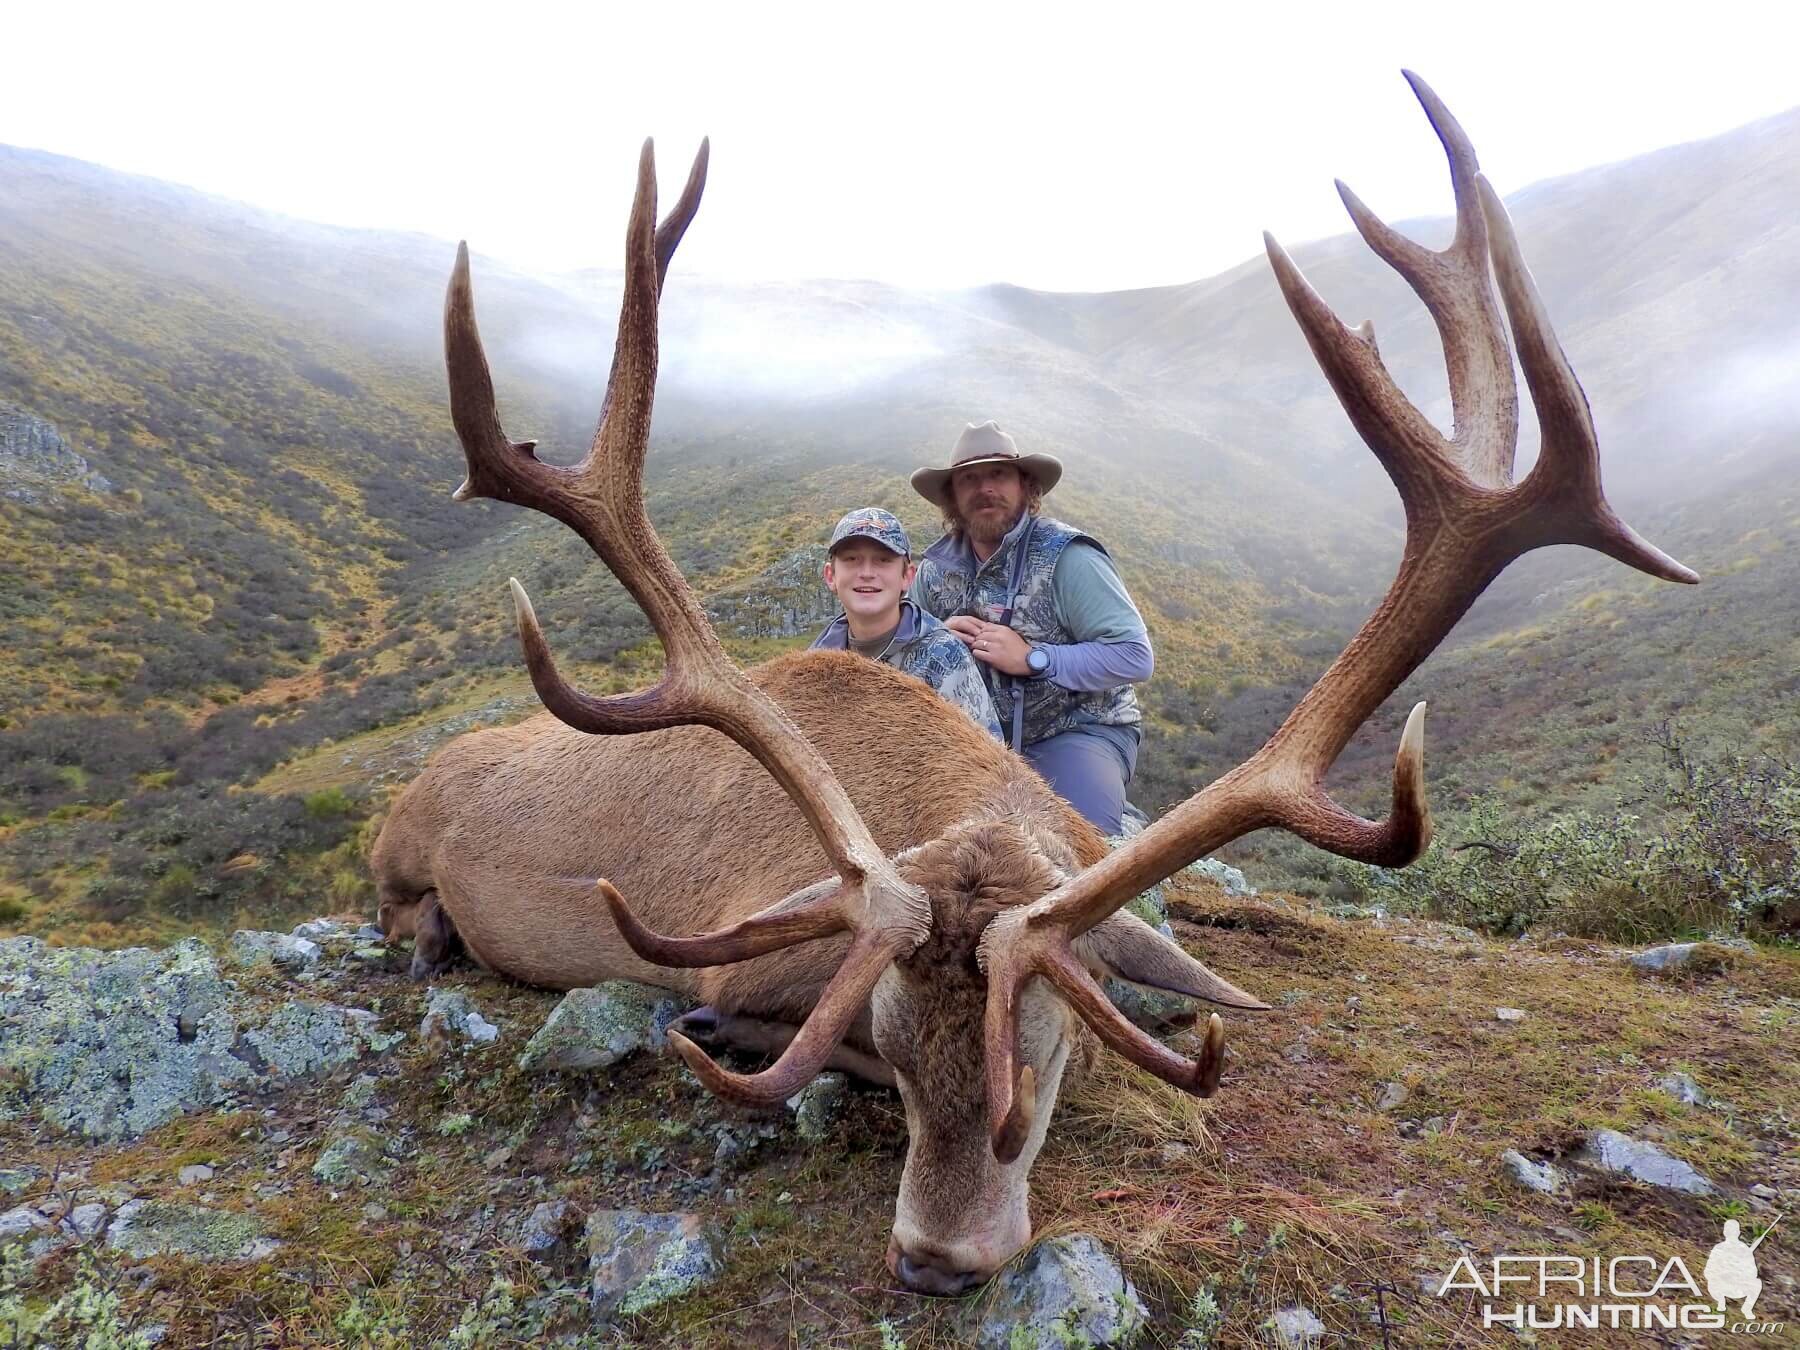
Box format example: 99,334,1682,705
810,600,1004,741
912,514,1143,747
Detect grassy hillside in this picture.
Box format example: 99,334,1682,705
1,104,1796,945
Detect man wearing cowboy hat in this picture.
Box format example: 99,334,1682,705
810,507,1005,740
908,421,1152,833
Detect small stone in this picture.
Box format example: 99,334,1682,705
1185,857,1257,897
291,918,352,942
178,1164,215,1186
0,1206,51,1241
1500,1150,1567,1196
522,1199,577,1264
0,1167,41,1195
1267,1306,1327,1347
421,988,501,1045
362,1203,389,1222
1495,1007,1527,1023
1375,1082,1408,1112
973,1233,1148,1349
587,1208,722,1323
786,1072,848,1142
1576,1129,1715,1195
483,1146,514,1171
1630,943,1698,972
517,982,682,1074
63,1203,109,1239
1422,1116,1447,1135
313,1127,391,1187
1657,1071,1706,1106
227,930,321,971
1751,1183,1779,1200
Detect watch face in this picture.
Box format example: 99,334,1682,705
1028,648,1049,674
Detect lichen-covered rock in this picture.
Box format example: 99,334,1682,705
0,401,111,502
312,1126,393,1187
422,988,501,1045
587,1208,722,1323
786,1072,847,1142
1500,1149,1567,1195
106,1200,276,1261
0,937,401,1142
517,982,681,1074
0,936,250,1141
1187,857,1256,897
1576,1129,1715,1195
0,1166,40,1194
240,1001,395,1077
227,930,321,971
974,1233,1147,1349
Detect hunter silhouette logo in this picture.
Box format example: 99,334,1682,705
1438,1211,1786,1334
1707,1215,1778,1318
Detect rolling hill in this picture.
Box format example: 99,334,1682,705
1,103,1795,942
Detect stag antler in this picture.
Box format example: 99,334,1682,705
444,139,928,1106
976,71,1697,1162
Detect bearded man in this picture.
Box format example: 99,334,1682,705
908,421,1152,834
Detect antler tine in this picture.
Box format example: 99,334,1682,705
665,928,911,1106
1478,177,1698,585
975,75,1695,1150
599,878,850,968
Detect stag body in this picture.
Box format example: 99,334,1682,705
374,649,1105,1002
372,74,1694,1295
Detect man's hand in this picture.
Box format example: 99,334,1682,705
946,616,1035,676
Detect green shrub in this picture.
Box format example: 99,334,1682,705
1339,724,1799,940
303,787,354,820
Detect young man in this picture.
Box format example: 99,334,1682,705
810,507,1004,741
908,421,1152,834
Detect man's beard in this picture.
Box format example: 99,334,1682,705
966,501,1024,550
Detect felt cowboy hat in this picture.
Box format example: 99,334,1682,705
909,421,1064,507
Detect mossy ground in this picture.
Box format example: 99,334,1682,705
2,875,1795,1346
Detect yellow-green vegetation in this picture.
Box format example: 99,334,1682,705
1,875,1794,1346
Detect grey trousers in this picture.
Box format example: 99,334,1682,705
1024,726,1140,836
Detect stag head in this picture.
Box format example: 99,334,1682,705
440,74,1693,1294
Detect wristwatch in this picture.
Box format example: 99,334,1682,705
1025,645,1050,678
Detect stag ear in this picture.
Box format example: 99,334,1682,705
1074,912,1271,1011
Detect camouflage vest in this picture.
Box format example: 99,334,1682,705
915,514,1142,747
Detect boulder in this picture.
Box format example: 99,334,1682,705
517,982,682,1074
587,1208,722,1323
973,1233,1147,1349
0,936,399,1142
0,402,111,503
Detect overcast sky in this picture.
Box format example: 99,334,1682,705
7,1,1798,292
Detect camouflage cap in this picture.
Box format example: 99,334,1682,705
827,507,912,558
